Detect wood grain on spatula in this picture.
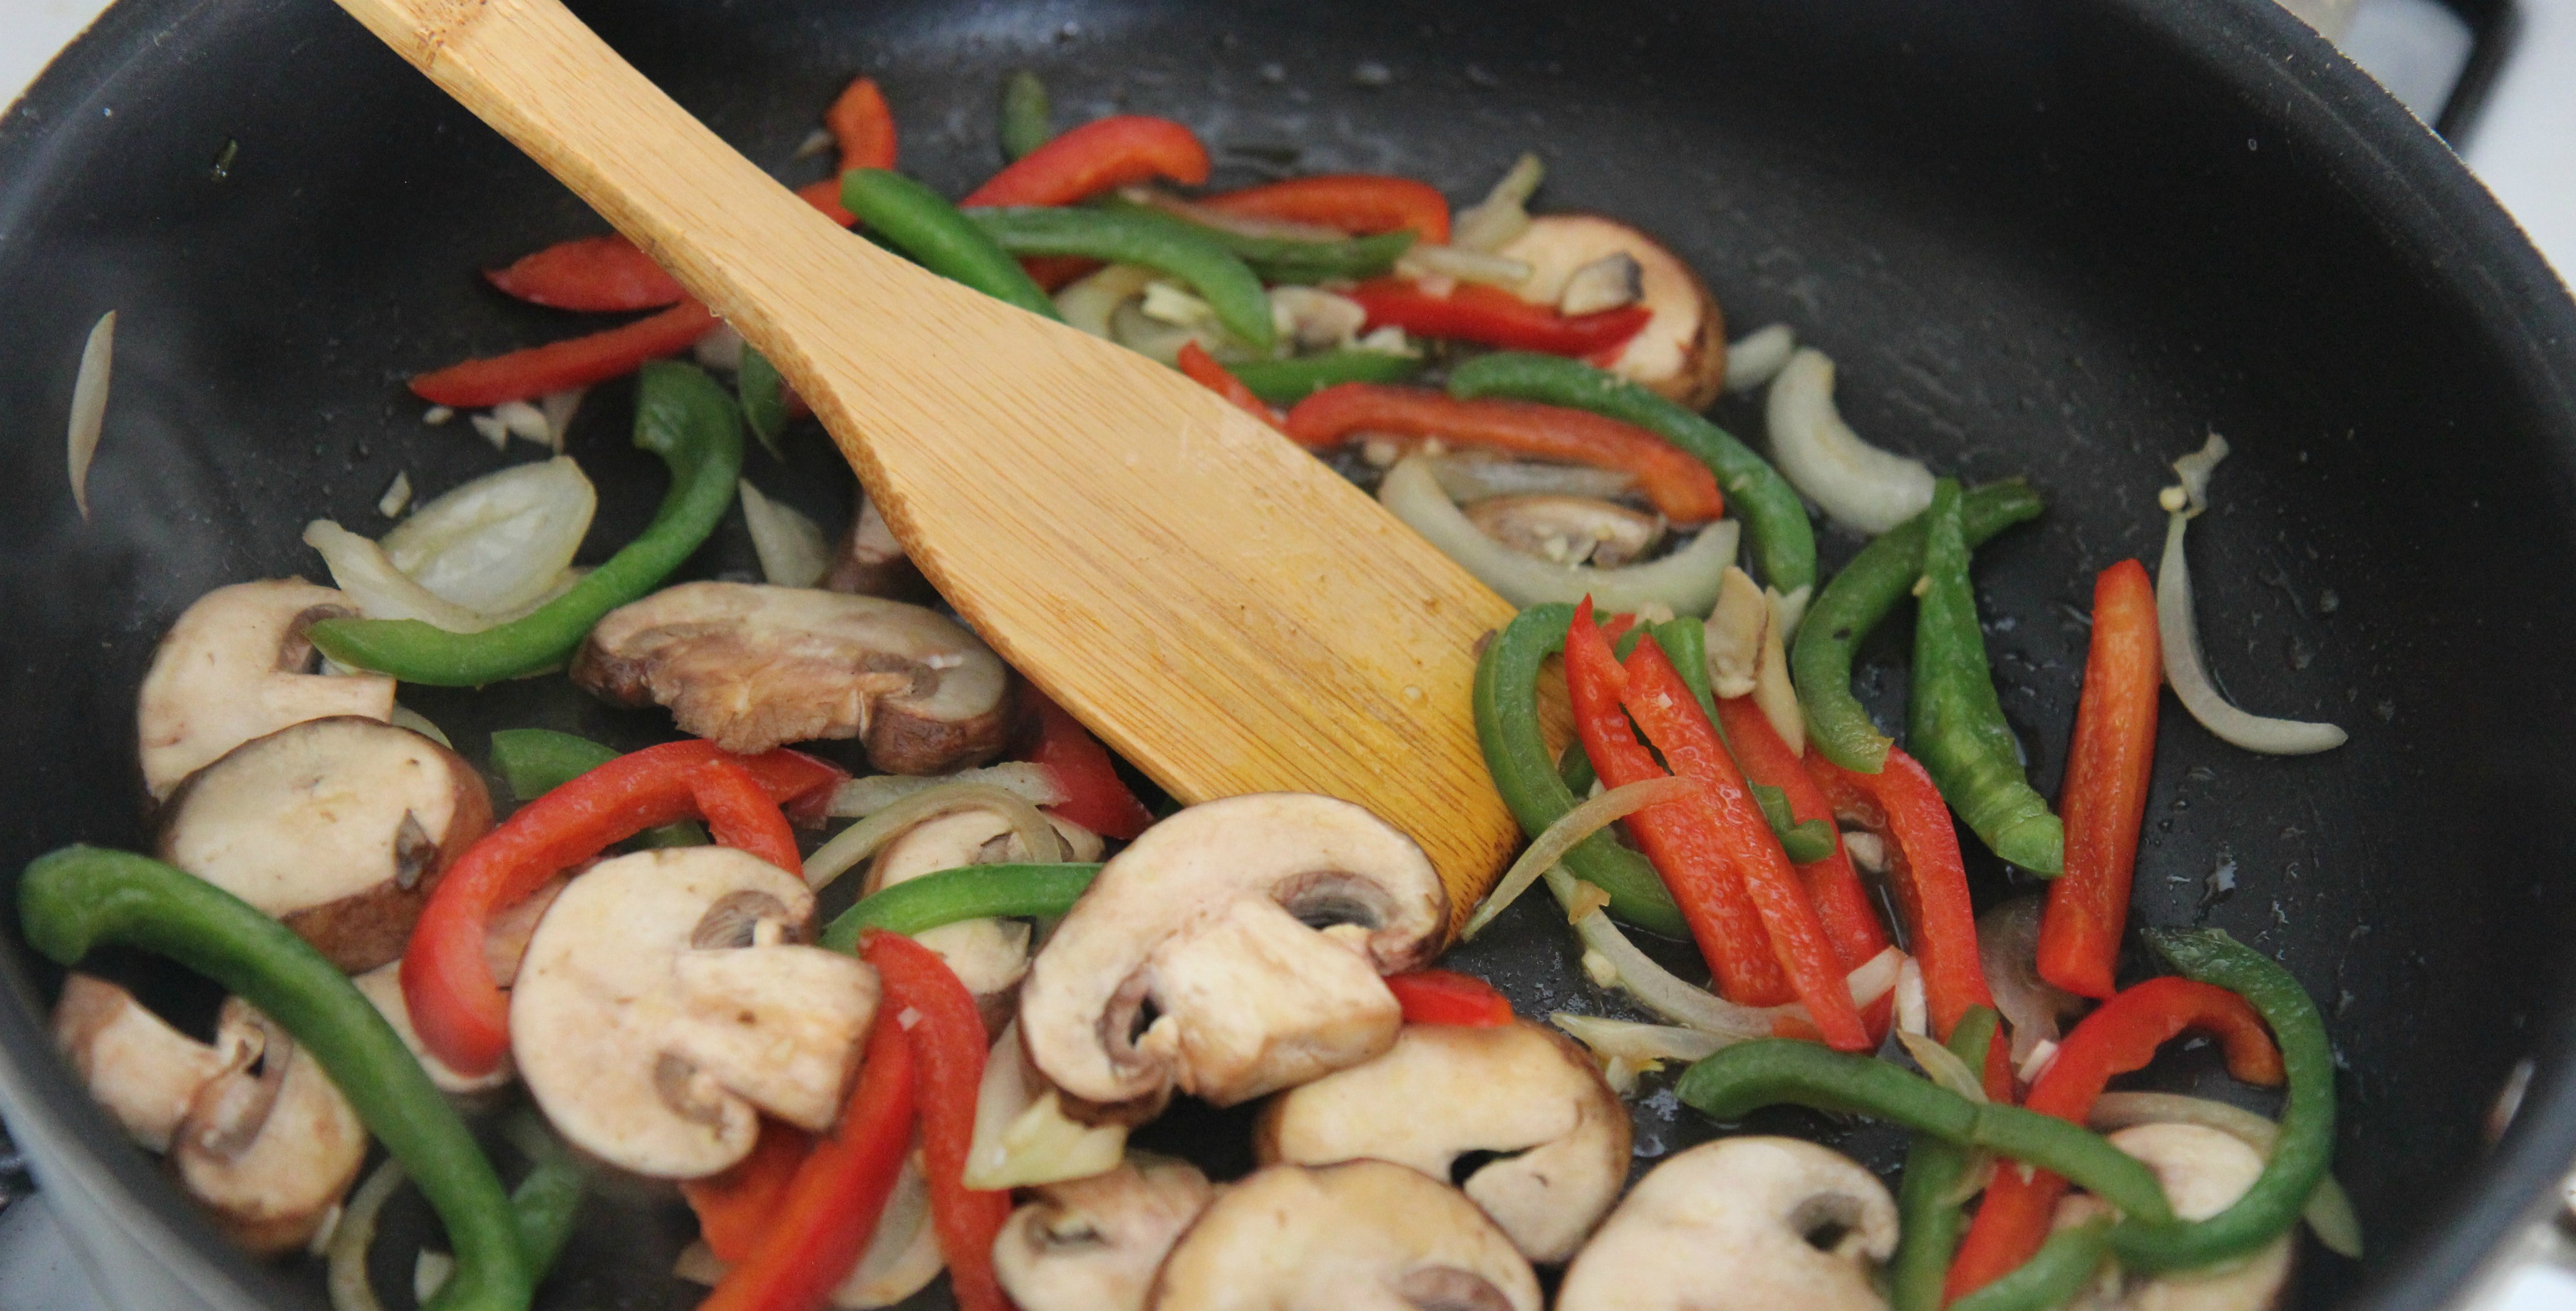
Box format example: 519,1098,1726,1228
330,0,1526,931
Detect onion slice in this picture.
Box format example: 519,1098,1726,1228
965,1020,1125,1189
1723,323,1796,394
1977,896,2086,1064
1452,152,1545,254
829,763,1067,819
306,522,509,632
1550,1012,1724,1067
803,781,1063,891
1896,1029,1989,1103
1381,455,1738,613
66,310,115,522
326,1158,407,1311
1464,776,1697,939
1055,263,1161,340
738,480,831,588
381,457,596,615
1393,242,1533,289
2089,1091,2365,1258
1423,454,1638,503
1764,348,1935,535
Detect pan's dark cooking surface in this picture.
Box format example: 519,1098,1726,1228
2,0,2573,1307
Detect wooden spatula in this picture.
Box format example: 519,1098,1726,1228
331,0,1526,929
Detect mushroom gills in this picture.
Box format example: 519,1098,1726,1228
51,974,257,1154
993,1154,1216,1311
1132,896,1403,1107
1556,1135,1898,1311
1463,495,1665,569
1147,1159,1541,1311
170,999,369,1258
135,579,395,799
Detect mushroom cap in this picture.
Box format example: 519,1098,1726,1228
51,974,255,1154
825,491,933,603
1018,793,1447,1114
1149,1159,1540,1311
995,1155,1217,1311
1496,214,1727,410
1557,1135,1898,1311
354,963,512,1097
170,999,368,1257
571,581,1010,770
1462,495,1665,570
135,579,395,799
1254,1021,1630,1263
158,716,492,973
2054,1124,2293,1311
867,809,1104,1020
510,846,880,1178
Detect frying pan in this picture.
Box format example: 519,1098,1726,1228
2,0,2573,1307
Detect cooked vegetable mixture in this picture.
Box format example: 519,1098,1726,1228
42,69,2359,1311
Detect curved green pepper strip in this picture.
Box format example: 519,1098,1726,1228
968,206,1276,350
1000,70,1052,160
1674,1039,2173,1224
1910,480,2064,874
1092,195,1417,286
736,346,788,460
1473,603,1687,936
842,169,1060,318
19,848,531,1311
1225,349,1424,404
487,728,706,849
1950,1220,2113,1311
1791,480,2047,772
2109,928,2336,1273
1889,1006,2005,1311
309,362,744,686
820,863,1102,951
498,1111,584,1277
1444,352,1815,601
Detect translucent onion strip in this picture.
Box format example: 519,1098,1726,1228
306,522,507,632
1452,152,1545,254
1394,242,1533,289
1765,348,1935,535
804,782,1063,891
2089,1092,2365,1258
1464,776,1697,939
830,763,1066,819
1978,897,2086,1064
325,1157,408,1311
1382,455,1737,613
1897,1029,1989,1103
2155,437,2347,755
965,1020,1125,1189
738,480,831,588
66,310,115,522
1551,1012,1724,1067
1055,263,1162,340
380,457,597,615
1424,454,1638,504
1723,323,1796,394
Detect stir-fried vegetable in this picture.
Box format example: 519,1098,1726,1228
842,170,1060,318
1176,341,1286,429
1712,696,1890,974
1806,750,1997,1042
1888,1005,2003,1311
2042,557,2162,998
821,863,1102,949
969,207,1277,349
1464,777,1695,939
962,115,1209,207
1763,347,1935,535
411,301,719,410
1379,457,1739,613
1347,278,1651,356
861,933,1013,1311
1226,348,1422,402
998,71,1052,160
1097,193,1417,284
1948,1221,2114,1311
1385,970,1516,1027
1197,173,1451,242
1015,686,1155,840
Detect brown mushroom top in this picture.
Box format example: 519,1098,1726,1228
135,579,395,799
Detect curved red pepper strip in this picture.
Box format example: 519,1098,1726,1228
824,76,899,173
862,932,1012,1311
1018,685,1154,841
403,741,844,1076
2041,559,2163,1000
1346,279,1651,358
1176,341,1285,431
681,1117,814,1265
1805,748,1996,1042
410,299,720,409
1386,969,1515,1027
1566,600,1791,1005
1943,976,2287,1302
961,115,1210,208
1198,173,1452,242
692,758,805,874
485,236,689,313
698,1012,915,1311
1712,695,1890,972
1283,383,1723,524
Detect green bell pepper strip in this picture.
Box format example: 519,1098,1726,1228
1792,480,2047,772
1092,195,1417,285
19,847,532,1311
1674,1038,2174,1225
1000,70,1052,160
1224,349,1424,403
737,347,788,460
309,362,745,686
498,1111,584,1277
1444,352,1815,600
1749,784,1838,864
968,206,1277,350
841,169,1061,318
1473,603,1687,936
820,863,1102,951
1889,1006,2004,1311
486,729,708,849
2108,928,2337,1273
1949,1220,2113,1311
1910,480,2064,874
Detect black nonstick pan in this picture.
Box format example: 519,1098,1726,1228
3,0,2574,1307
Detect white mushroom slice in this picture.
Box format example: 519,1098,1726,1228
171,999,368,1257
869,809,1102,1025
1254,1020,1628,1263
157,717,492,973
1495,214,1727,408
1557,1136,1899,1311
1149,1159,1540,1311
509,848,879,1178
1019,794,1448,1116
482,874,569,990
1705,566,1769,699
353,963,512,1097
2054,1124,2294,1311
1463,495,1665,569
825,490,931,602
572,581,1010,771
51,974,256,1153
996,1155,1216,1311
135,579,395,799
1557,252,1645,316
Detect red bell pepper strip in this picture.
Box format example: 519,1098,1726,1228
682,1118,814,1264
1347,279,1652,358
1386,969,1515,1027
1283,383,1724,524
698,1012,916,1311
1806,749,1995,1042
1712,695,1890,972
1621,637,1869,1051
2040,559,2163,1000
1943,977,2287,1302
410,299,721,409
1176,341,1286,431
691,758,805,874
1566,601,1791,1005
862,932,1011,1311
485,236,688,313
961,115,1210,208
403,741,844,1077
1198,174,1452,242
824,76,899,173
1017,685,1154,841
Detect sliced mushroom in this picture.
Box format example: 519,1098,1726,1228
170,999,368,1257
995,1155,1217,1311
1556,1135,1898,1311
51,974,256,1153
572,581,1010,770
135,579,395,799
826,491,932,603
1495,214,1727,409
1018,794,1447,1117
2054,1124,2293,1311
868,809,1104,1029
157,717,492,973
1253,1021,1628,1263
353,963,512,1097
1463,495,1665,569
1705,566,1769,699
1557,252,1645,317
509,846,880,1178
1150,1159,1539,1311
